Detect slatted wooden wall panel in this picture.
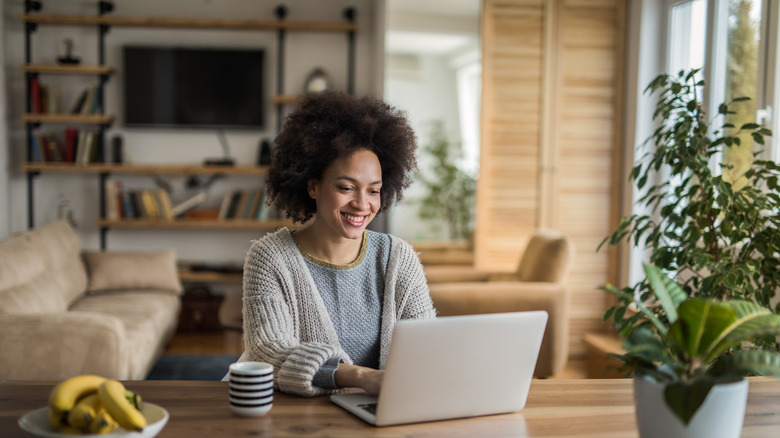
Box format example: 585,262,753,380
551,0,625,357
475,0,545,271
477,0,625,358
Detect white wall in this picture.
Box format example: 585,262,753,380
2,0,381,266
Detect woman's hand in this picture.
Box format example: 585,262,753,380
334,363,384,394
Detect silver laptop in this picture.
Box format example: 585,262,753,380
330,311,547,426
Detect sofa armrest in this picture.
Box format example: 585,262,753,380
429,281,569,378
424,265,492,284
0,312,130,380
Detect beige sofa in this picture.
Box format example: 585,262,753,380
0,219,182,380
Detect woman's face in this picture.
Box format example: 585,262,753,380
308,149,382,240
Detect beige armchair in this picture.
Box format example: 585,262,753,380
424,229,574,378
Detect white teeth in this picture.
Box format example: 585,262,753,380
343,213,364,223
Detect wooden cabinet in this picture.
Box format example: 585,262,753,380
477,0,626,358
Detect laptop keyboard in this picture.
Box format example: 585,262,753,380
357,402,378,415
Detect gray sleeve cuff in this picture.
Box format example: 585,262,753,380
312,356,341,390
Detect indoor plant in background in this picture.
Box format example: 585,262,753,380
416,120,477,242
604,263,780,438
599,68,780,437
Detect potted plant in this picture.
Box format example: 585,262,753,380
599,69,780,318
416,120,477,242
604,263,780,438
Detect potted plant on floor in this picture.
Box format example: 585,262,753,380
604,263,780,438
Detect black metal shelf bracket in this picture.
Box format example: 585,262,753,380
275,4,288,133
344,7,356,95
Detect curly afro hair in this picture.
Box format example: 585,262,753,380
266,91,418,223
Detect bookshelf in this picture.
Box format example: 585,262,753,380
21,0,357,249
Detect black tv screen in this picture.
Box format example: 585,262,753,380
123,46,265,128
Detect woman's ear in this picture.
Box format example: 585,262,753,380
307,179,318,199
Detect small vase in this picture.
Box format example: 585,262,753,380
633,375,749,438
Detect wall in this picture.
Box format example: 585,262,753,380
384,52,462,242
2,0,381,266
0,1,8,238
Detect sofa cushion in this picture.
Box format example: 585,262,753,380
83,249,183,295
0,219,87,313
70,291,181,379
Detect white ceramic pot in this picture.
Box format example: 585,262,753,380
633,375,749,438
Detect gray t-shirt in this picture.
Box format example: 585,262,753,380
297,230,391,389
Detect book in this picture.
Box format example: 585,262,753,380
225,190,243,219
141,190,159,220
45,84,59,114
171,191,208,218
30,78,41,113
105,179,119,220
64,128,78,163
29,134,42,162
241,189,259,219
120,191,136,219
46,138,63,162
87,85,102,114
255,189,268,220
69,87,89,114
217,192,233,220
131,191,147,219
156,189,175,220
234,191,250,220
81,86,96,115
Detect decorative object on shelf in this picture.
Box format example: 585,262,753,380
304,67,332,93
56,192,76,228
257,139,272,165
204,129,235,166
56,38,80,65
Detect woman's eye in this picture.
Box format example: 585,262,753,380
339,186,353,192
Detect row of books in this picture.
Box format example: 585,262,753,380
28,80,102,115
30,129,100,164
217,189,276,221
29,78,59,114
103,181,277,221
105,180,175,221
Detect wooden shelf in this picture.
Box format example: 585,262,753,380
20,14,358,32
23,162,269,175
96,218,293,229
178,269,242,283
21,64,113,75
22,113,113,124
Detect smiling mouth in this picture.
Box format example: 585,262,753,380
341,212,366,226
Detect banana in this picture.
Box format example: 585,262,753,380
125,389,143,410
49,375,107,414
89,409,119,435
66,393,100,429
48,407,67,428
97,380,147,432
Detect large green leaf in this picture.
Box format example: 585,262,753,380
668,299,737,360
703,301,780,363
664,374,716,425
643,263,686,323
712,350,780,378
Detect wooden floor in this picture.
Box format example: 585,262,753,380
164,330,589,379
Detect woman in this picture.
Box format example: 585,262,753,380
239,91,436,397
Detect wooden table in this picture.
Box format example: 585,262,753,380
2,378,779,437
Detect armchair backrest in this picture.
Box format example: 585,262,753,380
516,229,573,283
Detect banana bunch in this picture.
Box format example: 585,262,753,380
48,375,147,434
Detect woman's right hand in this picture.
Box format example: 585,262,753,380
334,363,384,394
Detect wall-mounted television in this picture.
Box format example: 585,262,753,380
123,46,265,129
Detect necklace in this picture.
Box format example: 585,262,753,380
293,230,368,270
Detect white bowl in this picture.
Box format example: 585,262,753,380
18,402,169,438
229,387,273,399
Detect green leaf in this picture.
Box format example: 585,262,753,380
712,350,780,378
704,302,780,363
668,299,737,360
643,263,686,322
664,375,716,425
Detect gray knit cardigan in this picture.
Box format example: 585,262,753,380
239,227,436,397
